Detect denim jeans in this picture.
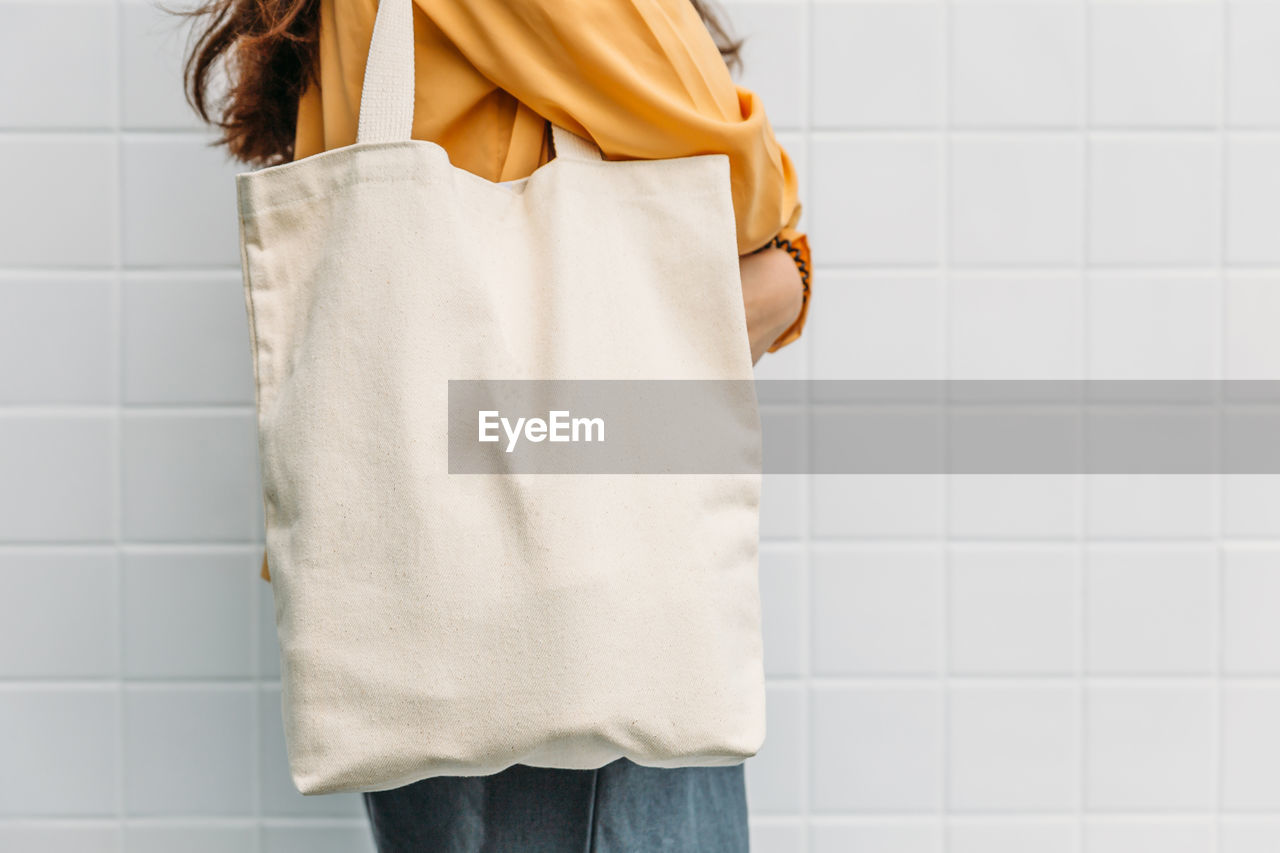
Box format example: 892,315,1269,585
362,757,750,852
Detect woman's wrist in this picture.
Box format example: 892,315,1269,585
739,245,806,364
751,234,810,299
750,233,811,354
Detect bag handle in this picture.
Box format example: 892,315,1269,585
356,0,604,162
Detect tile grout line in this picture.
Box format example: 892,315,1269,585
800,0,814,849
112,0,127,844
11,673,1280,688
1079,0,1092,847
14,263,1280,278
1215,1,1230,850
941,0,954,845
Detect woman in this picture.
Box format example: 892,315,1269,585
179,0,811,849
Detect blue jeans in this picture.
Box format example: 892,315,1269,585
362,757,750,852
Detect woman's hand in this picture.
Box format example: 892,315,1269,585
739,246,805,365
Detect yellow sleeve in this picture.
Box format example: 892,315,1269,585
414,0,811,347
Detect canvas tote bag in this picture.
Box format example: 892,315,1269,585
236,0,765,795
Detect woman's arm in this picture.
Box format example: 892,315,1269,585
741,246,805,364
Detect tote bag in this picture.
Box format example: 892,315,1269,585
236,0,765,795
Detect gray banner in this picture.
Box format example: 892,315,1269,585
447,380,1280,474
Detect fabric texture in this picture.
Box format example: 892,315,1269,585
265,0,811,584
362,758,749,852
239,0,766,795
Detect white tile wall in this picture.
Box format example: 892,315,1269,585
1223,546,1280,673
1090,3,1221,129
122,687,255,815
951,3,1084,128
1088,137,1220,266
0,138,118,267
949,545,1078,673
811,547,944,674
1222,819,1280,853
0,826,123,853
2,0,1278,849
0,4,116,129
948,683,1080,811
949,820,1077,853
0,689,119,816
123,825,257,853
949,137,1084,266
0,276,115,403
1085,685,1216,811
811,684,945,813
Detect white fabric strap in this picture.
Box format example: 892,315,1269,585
356,0,603,161
356,0,416,143
548,123,604,162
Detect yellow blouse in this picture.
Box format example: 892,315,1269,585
262,0,813,583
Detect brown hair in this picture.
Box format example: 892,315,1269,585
171,0,744,168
